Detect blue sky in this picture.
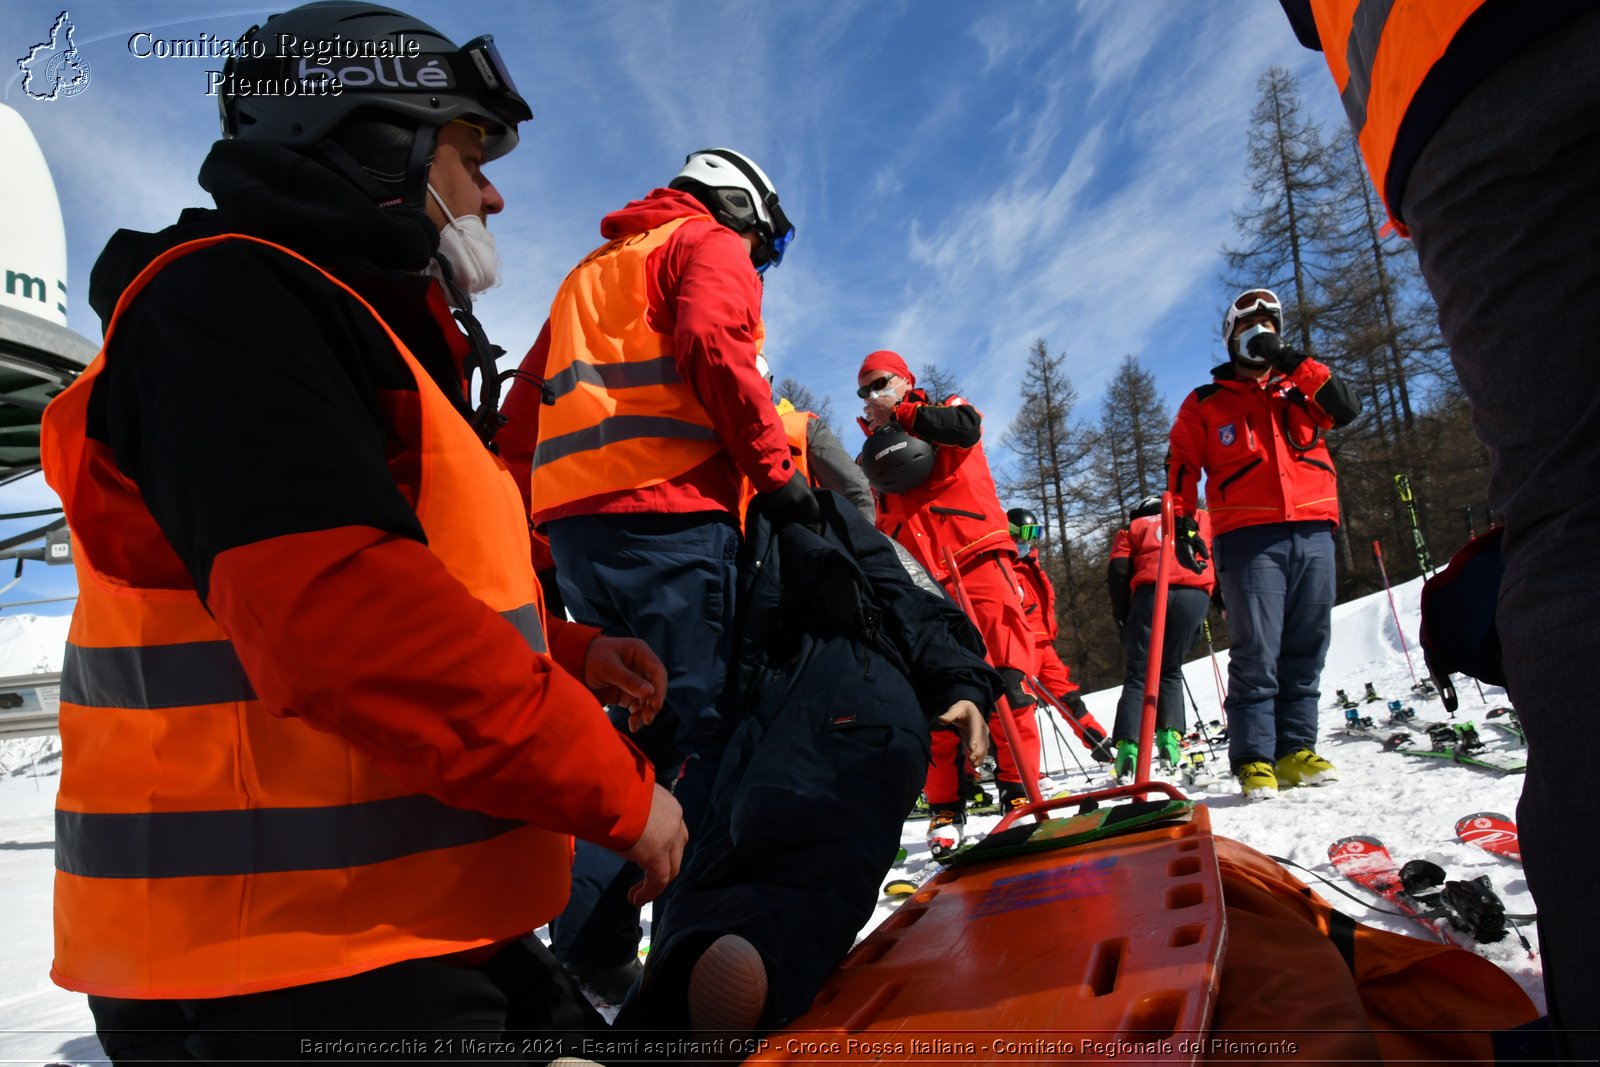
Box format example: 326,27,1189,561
0,0,1350,613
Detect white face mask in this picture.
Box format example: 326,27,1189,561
1232,322,1274,363
426,183,501,297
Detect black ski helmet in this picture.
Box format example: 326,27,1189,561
1006,508,1040,541
218,2,532,209
860,424,934,494
1131,494,1162,520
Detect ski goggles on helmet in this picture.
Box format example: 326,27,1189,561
1009,520,1043,542
450,36,532,158
753,207,795,274
856,374,897,399
1223,288,1282,344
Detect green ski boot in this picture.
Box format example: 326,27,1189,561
1113,739,1138,781
1156,728,1185,769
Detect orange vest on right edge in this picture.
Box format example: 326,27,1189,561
531,213,746,521
42,236,566,1000
1306,0,1483,233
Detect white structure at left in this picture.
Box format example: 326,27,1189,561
0,102,70,328
0,103,90,737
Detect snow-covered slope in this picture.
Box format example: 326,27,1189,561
0,578,1537,1064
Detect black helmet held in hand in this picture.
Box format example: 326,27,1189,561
860,424,934,494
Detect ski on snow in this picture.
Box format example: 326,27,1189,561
1455,811,1522,863
1328,836,1513,948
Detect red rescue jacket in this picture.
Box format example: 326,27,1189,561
868,393,1012,581
1110,511,1217,593
1167,360,1345,538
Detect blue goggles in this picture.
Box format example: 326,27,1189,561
755,215,795,275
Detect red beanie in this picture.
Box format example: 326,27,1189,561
858,349,914,386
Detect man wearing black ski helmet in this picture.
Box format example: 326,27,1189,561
46,3,685,1058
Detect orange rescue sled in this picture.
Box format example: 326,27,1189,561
752,787,1226,1065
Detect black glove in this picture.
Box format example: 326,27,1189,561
1174,515,1210,575
1246,331,1306,374
997,667,1036,710
753,472,820,528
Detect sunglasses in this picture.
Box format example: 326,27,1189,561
1010,523,1042,542
856,374,897,400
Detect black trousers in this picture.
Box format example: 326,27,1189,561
88,937,608,1065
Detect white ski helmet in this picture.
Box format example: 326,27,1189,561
1222,288,1284,358
669,148,795,272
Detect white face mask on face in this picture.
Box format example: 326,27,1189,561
426,183,501,297
1232,322,1274,364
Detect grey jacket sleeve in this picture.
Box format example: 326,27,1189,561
805,417,878,524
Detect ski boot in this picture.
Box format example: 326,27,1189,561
926,808,965,862
1363,682,1382,703
1335,688,1358,710
1156,728,1184,770
1344,707,1374,731
1237,760,1278,799
1112,739,1138,781
1274,748,1339,786
996,780,1030,815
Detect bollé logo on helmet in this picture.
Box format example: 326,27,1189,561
873,440,909,461
294,55,453,89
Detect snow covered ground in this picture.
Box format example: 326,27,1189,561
0,577,1538,1064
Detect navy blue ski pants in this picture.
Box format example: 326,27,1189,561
1214,521,1335,772
1112,584,1210,740
545,512,739,971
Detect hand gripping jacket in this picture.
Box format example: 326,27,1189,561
42,236,568,999
1299,0,1486,234
530,213,747,520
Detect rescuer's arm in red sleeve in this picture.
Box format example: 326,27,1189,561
496,318,552,518
1284,356,1362,429
666,223,792,493
895,393,983,448
1166,395,1207,517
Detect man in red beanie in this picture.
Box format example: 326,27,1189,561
855,351,1040,857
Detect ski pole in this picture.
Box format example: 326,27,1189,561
1394,474,1435,577
1202,618,1228,721
1179,673,1221,760
1133,493,1178,791
1028,682,1092,782
1371,540,1419,688
941,547,1044,807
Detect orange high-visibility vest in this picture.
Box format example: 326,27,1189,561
776,399,813,484
1308,0,1484,233
736,399,813,529
41,235,568,1000
531,214,755,519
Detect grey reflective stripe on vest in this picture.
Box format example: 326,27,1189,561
1338,0,1398,133
61,641,256,709
56,795,525,878
543,356,682,401
534,415,719,468
64,604,544,708
501,603,547,654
